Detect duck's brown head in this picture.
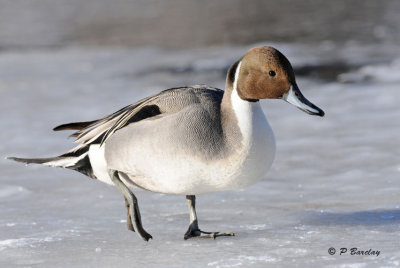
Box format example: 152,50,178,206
227,46,324,116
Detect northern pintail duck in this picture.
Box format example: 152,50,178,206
9,46,324,241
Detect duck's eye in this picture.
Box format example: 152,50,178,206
269,70,276,77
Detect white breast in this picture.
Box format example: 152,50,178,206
222,68,276,190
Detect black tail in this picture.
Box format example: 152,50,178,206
7,149,95,179
7,156,63,165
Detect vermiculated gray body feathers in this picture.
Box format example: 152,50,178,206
8,85,225,182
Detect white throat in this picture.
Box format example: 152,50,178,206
231,61,262,145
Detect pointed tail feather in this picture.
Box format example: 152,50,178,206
7,155,83,168
7,156,62,165
7,151,95,179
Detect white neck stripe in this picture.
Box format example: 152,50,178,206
231,61,256,146
233,61,242,93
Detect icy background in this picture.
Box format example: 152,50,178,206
1,42,400,267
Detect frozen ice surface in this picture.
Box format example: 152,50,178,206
1,43,400,267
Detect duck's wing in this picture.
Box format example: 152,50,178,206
54,85,224,152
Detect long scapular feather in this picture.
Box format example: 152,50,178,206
53,121,96,132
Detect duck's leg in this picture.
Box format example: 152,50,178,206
109,170,152,241
184,195,235,240
124,196,134,231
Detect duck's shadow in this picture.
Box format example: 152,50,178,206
301,209,400,226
